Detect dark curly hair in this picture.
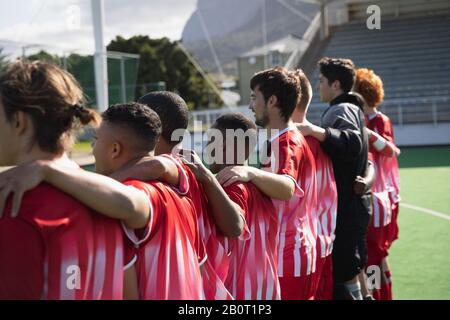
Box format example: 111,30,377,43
102,103,162,152
213,112,257,132
138,91,189,145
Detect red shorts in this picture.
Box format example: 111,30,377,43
386,205,399,249
279,274,316,300
315,255,333,300
367,224,389,267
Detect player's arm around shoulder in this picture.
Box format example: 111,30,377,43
180,150,244,238
43,160,151,229
217,165,296,201
109,155,180,187
0,159,151,229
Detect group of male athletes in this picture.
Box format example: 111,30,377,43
0,56,400,300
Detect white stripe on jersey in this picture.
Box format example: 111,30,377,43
294,228,301,277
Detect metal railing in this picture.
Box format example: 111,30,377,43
189,96,450,131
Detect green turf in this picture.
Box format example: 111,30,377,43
398,146,450,168
388,146,450,300
73,141,92,153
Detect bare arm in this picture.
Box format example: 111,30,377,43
216,166,296,201
43,161,150,229
0,161,150,229
297,122,327,142
109,155,180,186
202,172,245,238
366,128,401,157
181,151,244,238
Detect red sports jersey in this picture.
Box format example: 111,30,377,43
122,180,204,300
366,112,400,227
223,181,280,300
305,136,337,259
161,154,233,300
0,183,124,300
380,156,401,210
262,126,318,277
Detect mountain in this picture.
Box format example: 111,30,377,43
181,0,320,75
182,0,261,43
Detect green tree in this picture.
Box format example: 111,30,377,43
27,51,97,105
27,50,61,65
107,36,222,109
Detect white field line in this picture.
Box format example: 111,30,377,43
402,203,450,222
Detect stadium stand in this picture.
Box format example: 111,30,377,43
301,1,450,127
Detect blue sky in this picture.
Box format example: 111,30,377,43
0,0,197,57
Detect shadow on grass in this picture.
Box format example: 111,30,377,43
398,146,450,168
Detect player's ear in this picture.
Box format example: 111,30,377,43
13,111,28,136
111,141,122,159
267,94,278,109
331,79,341,92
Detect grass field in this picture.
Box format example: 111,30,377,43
73,141,92,154
390,146,450,299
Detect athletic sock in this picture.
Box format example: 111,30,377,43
345,282,363,300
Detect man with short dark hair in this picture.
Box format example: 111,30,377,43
138,91,190,154
183,112,281,300
219,67,318,300
115,91,242,300
297,57,371,300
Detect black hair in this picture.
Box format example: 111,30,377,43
250,67,301,122
138,91,189,145
213,112,257,132
102,102,162,152
318,57,356,92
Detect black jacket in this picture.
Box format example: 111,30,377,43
321,93,371,229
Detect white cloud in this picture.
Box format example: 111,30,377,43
0,0,197,57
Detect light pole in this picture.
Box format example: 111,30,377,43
91,0,109,112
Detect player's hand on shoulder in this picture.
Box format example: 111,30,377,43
216,166,252,187
179,149,212,183
296,121,318,137
0,160,48,218
353,175,367,195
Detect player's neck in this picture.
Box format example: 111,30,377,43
117,152,156,173
267,116,292,132
291,109,307,124
155,139,178,156
15,147,65,166
365,107,378,117
330,90,345,103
